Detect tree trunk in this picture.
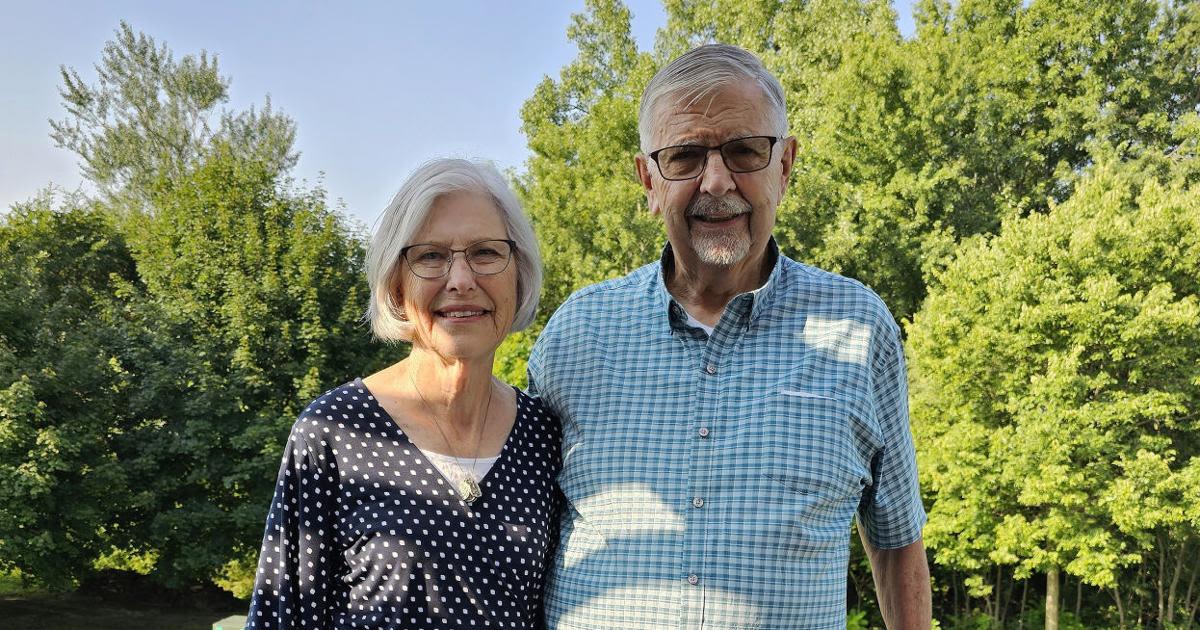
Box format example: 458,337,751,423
1046,565,1060,630
996,564,1005,625
1003,567,1017,627
953,571,960,619
1168,540,1187,626
1019,578,1029,630
1141,583,1148,627
1185,558,1199,630
1160,536,1167,627
1075,576,1082,618
1114,582,1127,628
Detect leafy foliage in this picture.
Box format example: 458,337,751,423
1,24,400,591
908,141,1200,626
0,194,140,588
499,0,664,385
114,141,394,586
50,21,296,207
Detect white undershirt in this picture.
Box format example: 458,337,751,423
682,308,715,336
419,448,500,483
679,282,770,337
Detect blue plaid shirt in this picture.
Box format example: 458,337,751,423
528,241,926,629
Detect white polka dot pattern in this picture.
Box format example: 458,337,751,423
246,379,563,629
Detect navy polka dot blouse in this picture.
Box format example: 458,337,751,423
246,379,562,629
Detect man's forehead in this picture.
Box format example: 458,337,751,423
657,125,759,145
646,79,773,142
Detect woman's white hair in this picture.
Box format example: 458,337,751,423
638,43,788,152
366,158,543,343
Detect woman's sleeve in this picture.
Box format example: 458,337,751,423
246,419,342,629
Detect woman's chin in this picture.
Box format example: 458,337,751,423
420,334,503,363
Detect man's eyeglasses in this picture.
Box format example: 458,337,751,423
647,136,779,181
400,239,516,279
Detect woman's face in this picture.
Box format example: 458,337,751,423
398,192,518,362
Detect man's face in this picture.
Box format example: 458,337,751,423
636,78,796,269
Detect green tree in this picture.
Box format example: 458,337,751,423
111,139,395,589
907,137,1200,628
789,0,1200,322
5,24,402,592
0,194,141,588
50,21,296,208
502,0,663,386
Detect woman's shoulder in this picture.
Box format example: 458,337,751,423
292,378,379,434
514,387,561,437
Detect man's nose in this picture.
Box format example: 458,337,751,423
698,149,736,197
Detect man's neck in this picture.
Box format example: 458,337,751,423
665,244,773,327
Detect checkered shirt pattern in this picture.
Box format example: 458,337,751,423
528,242,926,630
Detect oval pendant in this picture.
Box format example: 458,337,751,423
459,477,482,503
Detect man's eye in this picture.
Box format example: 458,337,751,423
667,148,705,162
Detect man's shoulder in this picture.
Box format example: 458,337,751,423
552,261,660,320
778,256,896,329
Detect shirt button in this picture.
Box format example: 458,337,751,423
698,427,710,438
687,574,699,585
705,364,717,375
692,497,705,508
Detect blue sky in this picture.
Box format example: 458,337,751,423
1,1,915,228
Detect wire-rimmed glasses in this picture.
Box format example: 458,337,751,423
647,135,779,181
400,239,516,279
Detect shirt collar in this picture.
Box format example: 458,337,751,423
654,237,785,330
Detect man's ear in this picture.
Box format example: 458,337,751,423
634,152,661,216
778,135,798,194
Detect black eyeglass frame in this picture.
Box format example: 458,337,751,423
400,238,518,279
647,135,780,181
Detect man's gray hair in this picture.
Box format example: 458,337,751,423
366,158,543,343
638,43,788,151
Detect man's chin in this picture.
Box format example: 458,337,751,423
692,237,751,267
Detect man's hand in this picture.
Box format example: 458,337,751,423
860,531,932,629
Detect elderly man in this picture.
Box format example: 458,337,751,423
529,44,931,629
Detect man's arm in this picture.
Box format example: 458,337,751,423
860,530,932,630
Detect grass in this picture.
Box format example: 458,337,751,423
0,569,245,630
0,593,236,630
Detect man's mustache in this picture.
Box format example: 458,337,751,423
686,194,751,220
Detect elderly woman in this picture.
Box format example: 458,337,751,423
246,158,560,629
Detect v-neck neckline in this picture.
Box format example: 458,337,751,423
355,377,522,505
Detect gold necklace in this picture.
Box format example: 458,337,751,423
408,371,494,503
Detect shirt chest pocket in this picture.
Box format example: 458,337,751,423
755,390,872,504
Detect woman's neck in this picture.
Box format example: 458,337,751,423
402,348,496,435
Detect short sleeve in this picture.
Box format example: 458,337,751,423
246,420,342,628
857,317,927,549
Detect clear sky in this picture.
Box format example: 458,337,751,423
1,0,915,228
